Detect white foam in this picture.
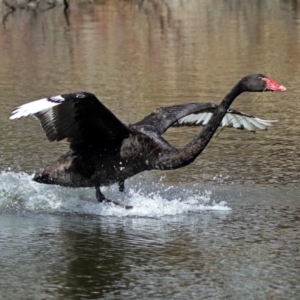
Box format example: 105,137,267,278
0,172,231,216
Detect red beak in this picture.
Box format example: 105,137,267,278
262,77,286,92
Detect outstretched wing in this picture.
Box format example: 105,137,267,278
133,103,218,135
10,91,130,150
173,108,277,131
133,103,277,135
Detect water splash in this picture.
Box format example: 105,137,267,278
0,172,231,216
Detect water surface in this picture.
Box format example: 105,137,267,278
0,1,299,299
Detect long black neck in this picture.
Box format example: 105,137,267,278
156,82,244,170
193,83,243,151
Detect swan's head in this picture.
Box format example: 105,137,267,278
241,73,286,92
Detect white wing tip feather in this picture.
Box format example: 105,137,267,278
9,98,60,120
176,112,278,131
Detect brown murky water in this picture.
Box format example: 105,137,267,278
0,1,299,299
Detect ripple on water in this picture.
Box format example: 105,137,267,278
0,172,299,299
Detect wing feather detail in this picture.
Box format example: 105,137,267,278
10,98,60,120
10,91,130,149
173,109,277,131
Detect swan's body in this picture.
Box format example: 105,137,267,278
10,74,286,208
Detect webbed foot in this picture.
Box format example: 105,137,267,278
95,186,133,210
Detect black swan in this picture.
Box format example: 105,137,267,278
10,73,286,209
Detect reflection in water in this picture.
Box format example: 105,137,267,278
51,219,130,299
1,204,299,299
0,0,300,299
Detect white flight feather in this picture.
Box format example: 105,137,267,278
247,118,266,130
197,113,206,124
9,98,60,120
241,117,253,131
233,115,243,128
221,113,229,127
176,111,277,131
202,113,212,125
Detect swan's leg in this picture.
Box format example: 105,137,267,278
119,181,125,192
95,186,133,209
